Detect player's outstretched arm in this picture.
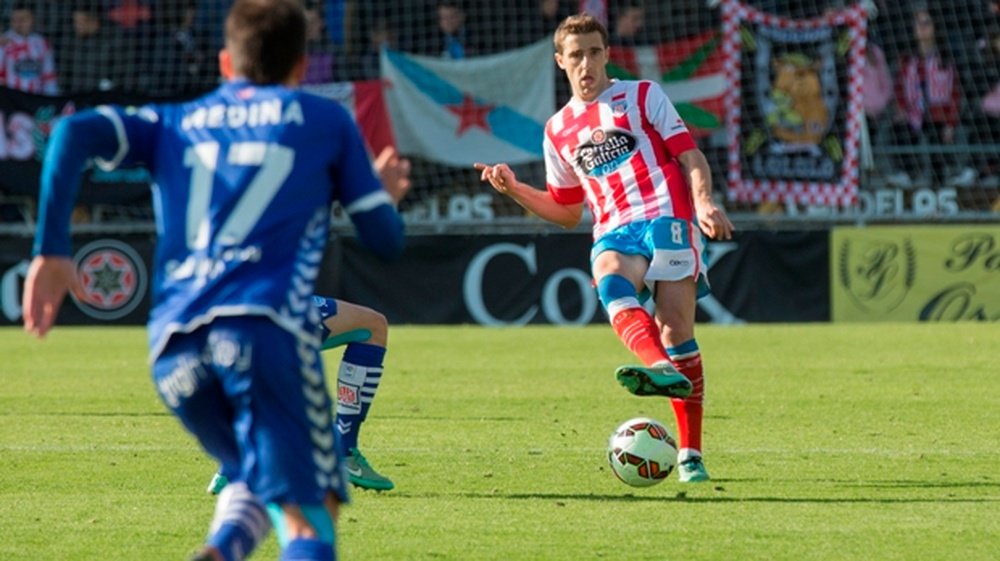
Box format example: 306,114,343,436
678,149,734,240
474,162,583,229
26,110,123,337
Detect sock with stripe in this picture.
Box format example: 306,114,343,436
599,274,671,367
335,342,386,455
667,339,705,455
205,482,272,561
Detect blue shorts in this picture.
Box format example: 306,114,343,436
151,316,348,506
591,217,710,298
313,296,338,340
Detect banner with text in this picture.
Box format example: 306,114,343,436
0,87,151,203
334,231,827,325
721,1,866,206
831,226,1000,322
2,232,831,327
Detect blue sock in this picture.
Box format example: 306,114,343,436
335,342,386,455
206,483,271,561
281,538,335,561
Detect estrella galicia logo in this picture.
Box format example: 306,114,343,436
838,237,915,314
574,128,636,177
71,239,147,320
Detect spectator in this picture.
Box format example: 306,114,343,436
303,0,335,84
138,0,214,96
0,1,58,94
353,16,395,80
105,0,152,30
433,0,471,59
886,5,965,189
518,0,572,46
965,26,1000,188
57,2,119,94
863,38,893,121
609,1,644,48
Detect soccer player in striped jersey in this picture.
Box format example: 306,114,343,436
22,1,404,560
476,13,733,483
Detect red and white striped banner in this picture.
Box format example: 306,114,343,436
721,0,867,207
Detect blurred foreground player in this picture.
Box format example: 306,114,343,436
23,1,405,559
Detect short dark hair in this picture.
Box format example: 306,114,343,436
225,0,307,84
553,13,608,53
72,0,102,17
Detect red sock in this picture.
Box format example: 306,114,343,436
670,352,704,453
610,308,670,366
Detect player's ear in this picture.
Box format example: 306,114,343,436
288,55,308,86
554,52,565,70
219,49,234,80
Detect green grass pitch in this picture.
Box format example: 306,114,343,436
1,323,998,560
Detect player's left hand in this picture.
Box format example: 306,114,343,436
695,200,735,240
22,256,85,338
374,146,411,204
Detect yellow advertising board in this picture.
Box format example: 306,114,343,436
831,225,1000,322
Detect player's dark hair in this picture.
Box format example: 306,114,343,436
225,0,307,84
553,13,608,53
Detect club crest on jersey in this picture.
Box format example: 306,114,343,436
611,100,628,117
574,128,637,177
71,239,148,320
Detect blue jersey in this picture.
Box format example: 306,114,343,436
34,80,404,358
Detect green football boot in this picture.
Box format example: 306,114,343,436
206,472,229,495
615,364,693,399
346,448,395,491
677,456,711,483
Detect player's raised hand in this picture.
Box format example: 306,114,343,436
694,199,735,240
374,145,411,204
22,256,84,338
474,162,517,195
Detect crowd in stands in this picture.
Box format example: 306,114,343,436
0,0,998,224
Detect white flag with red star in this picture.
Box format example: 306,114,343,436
380,40,555,167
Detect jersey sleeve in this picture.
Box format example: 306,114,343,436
91,105,162,170
33,106,159,256
543,132,584,205
642,81,697,159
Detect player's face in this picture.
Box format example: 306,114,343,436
555,31,610,102
10,10,33,36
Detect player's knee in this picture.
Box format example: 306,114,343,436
364,309,389,345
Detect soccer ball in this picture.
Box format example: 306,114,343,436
607,417,678,487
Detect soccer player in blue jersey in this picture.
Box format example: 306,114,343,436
22,1,403,560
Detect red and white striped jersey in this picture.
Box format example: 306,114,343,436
543,80,697,239
0,32,58,95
